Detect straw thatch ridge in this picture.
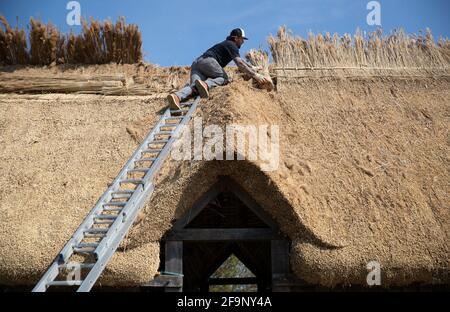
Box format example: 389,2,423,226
1,65,447,287
0,15,142,65
125,76,450,287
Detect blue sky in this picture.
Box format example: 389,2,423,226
1,0,449,66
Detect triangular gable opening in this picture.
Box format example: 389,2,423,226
172,175,278,232
185,189,270,229
157,175,290,292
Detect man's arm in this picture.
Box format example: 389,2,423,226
233,57,260,78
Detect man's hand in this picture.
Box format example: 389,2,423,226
234,57,271,87
254,73,269,85
253,74,267,85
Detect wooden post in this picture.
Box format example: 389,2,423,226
165,241,183,292
271,240,290,292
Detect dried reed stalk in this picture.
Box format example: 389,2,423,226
0,15,143,65
0,16,29,64
245,49,274,91
268,26,450,70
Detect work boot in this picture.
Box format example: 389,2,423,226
166,94,181,110
195,80,209,99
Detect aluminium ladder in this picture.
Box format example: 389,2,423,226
32,96,200,292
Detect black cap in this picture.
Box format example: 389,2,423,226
229,28,249,40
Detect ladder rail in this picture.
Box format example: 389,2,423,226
78,183,155,292
56,108,172,264
32,262,60,292
93,97,201,260
81,97,200,291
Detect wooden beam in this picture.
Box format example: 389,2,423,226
164,241,183,292
166,228,281,241
172,181,222,230
143,275,182,288
271,240,290,292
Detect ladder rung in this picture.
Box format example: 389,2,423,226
135,158,156,163
103,202,127,207
47,280,83,287
160,125,177,130
156,131,173,135
94,219,114,224
112,190,134,195
103,207,123,212
94,215,118,220
170,109,189,114
166,116,183,121
165,121,182,125
150,140,169,144
59,263,95,270
120,179,144,185
111,190,133,199
84,228,109,234
76,243,99,249
84,232,107,238
111,194,131,200
128,168,150,174
73,247,95,254
142,149,162,154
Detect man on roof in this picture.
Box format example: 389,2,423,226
167,28,270,109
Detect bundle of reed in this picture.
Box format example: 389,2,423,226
64,17,143,64
245,49,270,73
101,85,167,96
268,26,450,71
0,73,173,96
0,16,29,64
0,74,126,94
29,18,65,65
245,49,274,91
0,15,143,65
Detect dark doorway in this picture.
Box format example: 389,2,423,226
159,176,290,292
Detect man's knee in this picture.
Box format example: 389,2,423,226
219,77,229,86
221,72,230,85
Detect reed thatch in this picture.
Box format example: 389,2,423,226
0,15,143,65
0,64,448,288
0,23,449,288
268,26,450,70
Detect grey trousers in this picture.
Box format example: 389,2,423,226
175,56,229,101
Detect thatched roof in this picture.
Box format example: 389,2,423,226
0,65,449,287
